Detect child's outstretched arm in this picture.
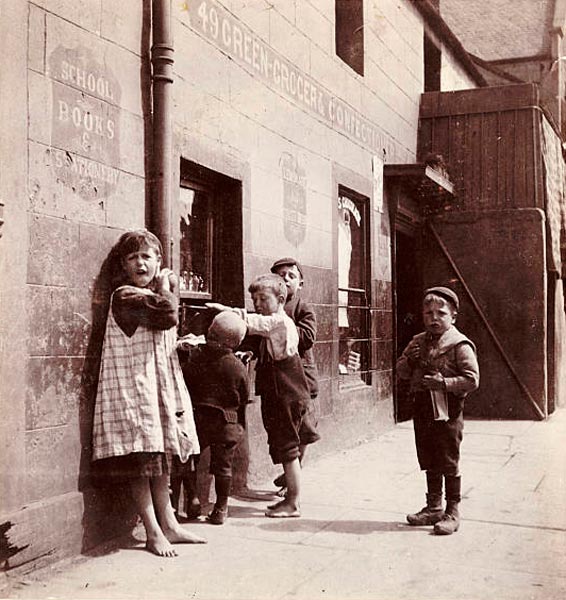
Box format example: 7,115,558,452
205,302,233,313
205,302,283,337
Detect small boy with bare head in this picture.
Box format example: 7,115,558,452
208,273,310,517
177,311,250,525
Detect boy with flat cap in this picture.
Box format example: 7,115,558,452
269,257,321,493
397,286,479,535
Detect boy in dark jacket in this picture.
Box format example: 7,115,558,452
397,287,479,535
269,257,320,492
176,312,250,525
207,273,311,518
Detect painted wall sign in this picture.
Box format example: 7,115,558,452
180,0,402,161
372,154,384,213
338,195,361,226
280,152,307,246
48,46,121,199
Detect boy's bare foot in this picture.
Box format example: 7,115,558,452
265,500,301,518
146,532,178,557
163,526,207,544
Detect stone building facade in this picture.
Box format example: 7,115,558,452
0,0,485,572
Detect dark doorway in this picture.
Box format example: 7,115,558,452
394,230,422,422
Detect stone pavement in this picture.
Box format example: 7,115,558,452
3,409,566,600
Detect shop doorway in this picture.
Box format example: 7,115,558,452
394,230,422,422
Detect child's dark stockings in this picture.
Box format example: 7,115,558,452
214,475,232,510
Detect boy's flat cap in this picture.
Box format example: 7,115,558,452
424,286,459,310
270,257,303,278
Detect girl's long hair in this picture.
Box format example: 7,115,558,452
107,229,163,291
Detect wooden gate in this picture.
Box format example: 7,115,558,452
417,83,563,419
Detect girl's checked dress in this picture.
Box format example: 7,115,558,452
92,285,199,477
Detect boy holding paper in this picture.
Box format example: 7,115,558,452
396,287,479,535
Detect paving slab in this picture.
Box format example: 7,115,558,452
3,408,566,600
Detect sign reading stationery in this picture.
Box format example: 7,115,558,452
180,0,401,160
48,46,121,200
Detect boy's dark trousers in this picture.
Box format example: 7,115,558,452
256,354,309,464
409,391,464,533
170,407,245,518
194,407,244,512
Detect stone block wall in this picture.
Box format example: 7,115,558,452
170,0,476,481
0,0,481,572
1,0,150,572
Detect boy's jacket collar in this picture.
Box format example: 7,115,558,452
418,326,476,354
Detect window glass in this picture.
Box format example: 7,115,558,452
338,190,371,386
335,0,364,76
424,32,441,92
179,185,213,296
177,160,244,337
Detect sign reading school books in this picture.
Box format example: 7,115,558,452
48,46,121,200
181,0,401,161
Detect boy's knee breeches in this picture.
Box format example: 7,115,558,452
413,394,463,476
260,395,306,464
208,429,243,478
298,397,321,445
195,410,245,478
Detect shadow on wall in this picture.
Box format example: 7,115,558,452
77,0,153,554
78,248,138,554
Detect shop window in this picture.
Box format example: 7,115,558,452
338,187,371,386
179,184,213,298
177,159,243,336
335,0,364,76
424,32,441,92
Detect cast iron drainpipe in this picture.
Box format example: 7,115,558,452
151,0,174,267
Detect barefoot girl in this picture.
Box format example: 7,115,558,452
92,230,206,556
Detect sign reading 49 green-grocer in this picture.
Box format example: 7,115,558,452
180,0,401,161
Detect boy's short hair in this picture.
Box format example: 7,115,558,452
424,286,459,311
270,257,304,279
207,312,247,349
248,273,287,299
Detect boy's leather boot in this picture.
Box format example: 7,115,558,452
207,476,231,525
407,471,444,526
434,475,461,535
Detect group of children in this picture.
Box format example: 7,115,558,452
91,229,479,557
92,230,320,556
